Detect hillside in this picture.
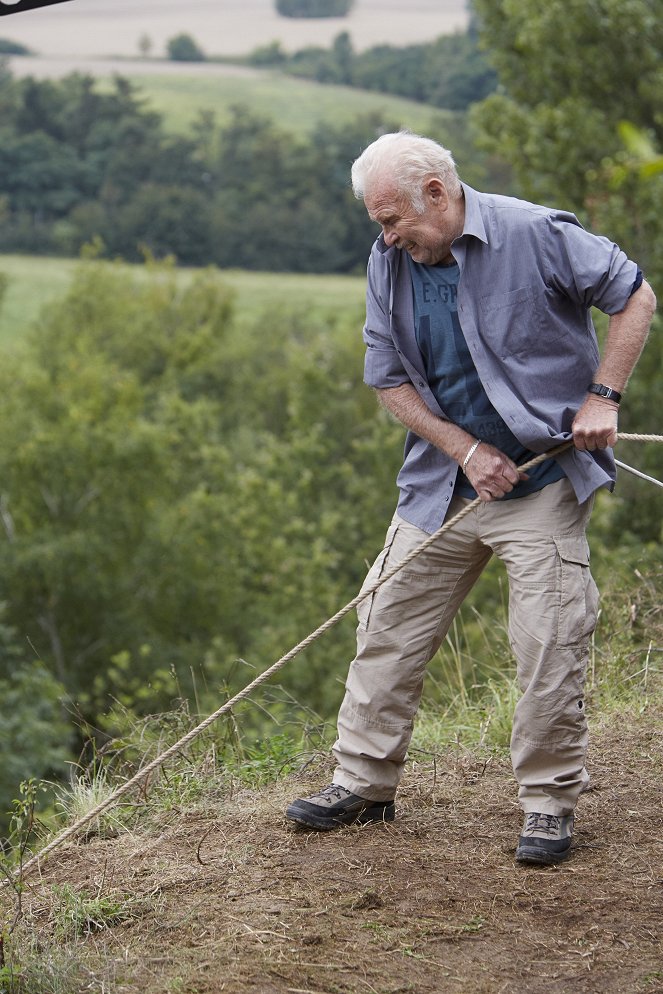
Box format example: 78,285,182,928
2,700,661,994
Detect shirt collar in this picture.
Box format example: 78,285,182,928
458,183,488,244
374,181,488,256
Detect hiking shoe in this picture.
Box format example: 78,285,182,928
285,784,395,831
515,812,574,865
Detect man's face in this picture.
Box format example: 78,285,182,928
364,179,456,266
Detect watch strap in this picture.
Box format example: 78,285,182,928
588,383,622,403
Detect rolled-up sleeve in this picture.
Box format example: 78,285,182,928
544,213,639,315
362,251,410,388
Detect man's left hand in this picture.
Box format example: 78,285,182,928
572,396,619,451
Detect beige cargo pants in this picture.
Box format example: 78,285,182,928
332,478,599,816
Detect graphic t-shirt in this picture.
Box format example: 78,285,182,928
407,256,565,499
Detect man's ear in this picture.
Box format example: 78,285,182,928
426,177,449,210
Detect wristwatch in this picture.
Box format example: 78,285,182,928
588,382,622,403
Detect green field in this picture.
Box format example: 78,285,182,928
0,254,367,348
111,69,455,137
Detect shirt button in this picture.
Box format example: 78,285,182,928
418,380,425,387
444,496,450,502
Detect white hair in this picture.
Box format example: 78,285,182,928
351,131,462,213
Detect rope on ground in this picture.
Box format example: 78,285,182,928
5,433,662,885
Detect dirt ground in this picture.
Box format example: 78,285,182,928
4,701,662,994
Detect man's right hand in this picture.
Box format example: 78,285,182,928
463,441,528,502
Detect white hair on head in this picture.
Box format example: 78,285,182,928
351,131,462,213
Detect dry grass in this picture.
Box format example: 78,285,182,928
2,701,662,994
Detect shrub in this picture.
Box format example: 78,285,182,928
0,39,32,55
166,33,206,62
276,0,354,18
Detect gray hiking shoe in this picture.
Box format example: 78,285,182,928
285,784,395,830
516,812,574,865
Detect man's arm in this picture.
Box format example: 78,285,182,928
377,383,526,502
572,280,657,451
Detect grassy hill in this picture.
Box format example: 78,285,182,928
0,254,367,349
101,68,457,137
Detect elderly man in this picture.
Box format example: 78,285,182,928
286,131,656,864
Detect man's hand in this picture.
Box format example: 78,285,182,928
464,442,528,502
572,396,619,451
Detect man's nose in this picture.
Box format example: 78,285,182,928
383,227,399,247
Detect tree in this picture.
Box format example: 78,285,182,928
0,38,32,55
272,26,497,110
470,0,663,543
166,33,206,62
112,183,215,263
276,0,354,17
0,254,404,735
471,0,663,211
138,33,152,59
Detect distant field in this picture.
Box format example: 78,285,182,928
0,255,367,349
0,0,468,59
99,69,449,136
8,53,458,137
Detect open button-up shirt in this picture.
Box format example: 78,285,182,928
362,183,640,533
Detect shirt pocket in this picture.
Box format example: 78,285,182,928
479,284,547,358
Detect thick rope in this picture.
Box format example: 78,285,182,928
5,433,661,885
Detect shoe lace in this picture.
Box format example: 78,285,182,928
524,813,561,837
313,784,351,805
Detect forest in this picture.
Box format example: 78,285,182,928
0,0,661,832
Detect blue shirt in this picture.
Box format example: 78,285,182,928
407,256,565,499
362,184,640,534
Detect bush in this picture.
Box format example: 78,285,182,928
0,38,32,55
276,0,354,17
166,33,206,62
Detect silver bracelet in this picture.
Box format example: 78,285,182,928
462,439,481,473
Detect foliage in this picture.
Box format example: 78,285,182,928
0,614,70,830
0,257,402,780
0,40,31,56
471,0,662,210
0,69,415,271
471,0,663,545
276,0,354,16
0,62,501,271
166,33,206,63
250,26,497,111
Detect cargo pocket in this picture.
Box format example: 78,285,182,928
357,521,400,633
554,536,598,648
